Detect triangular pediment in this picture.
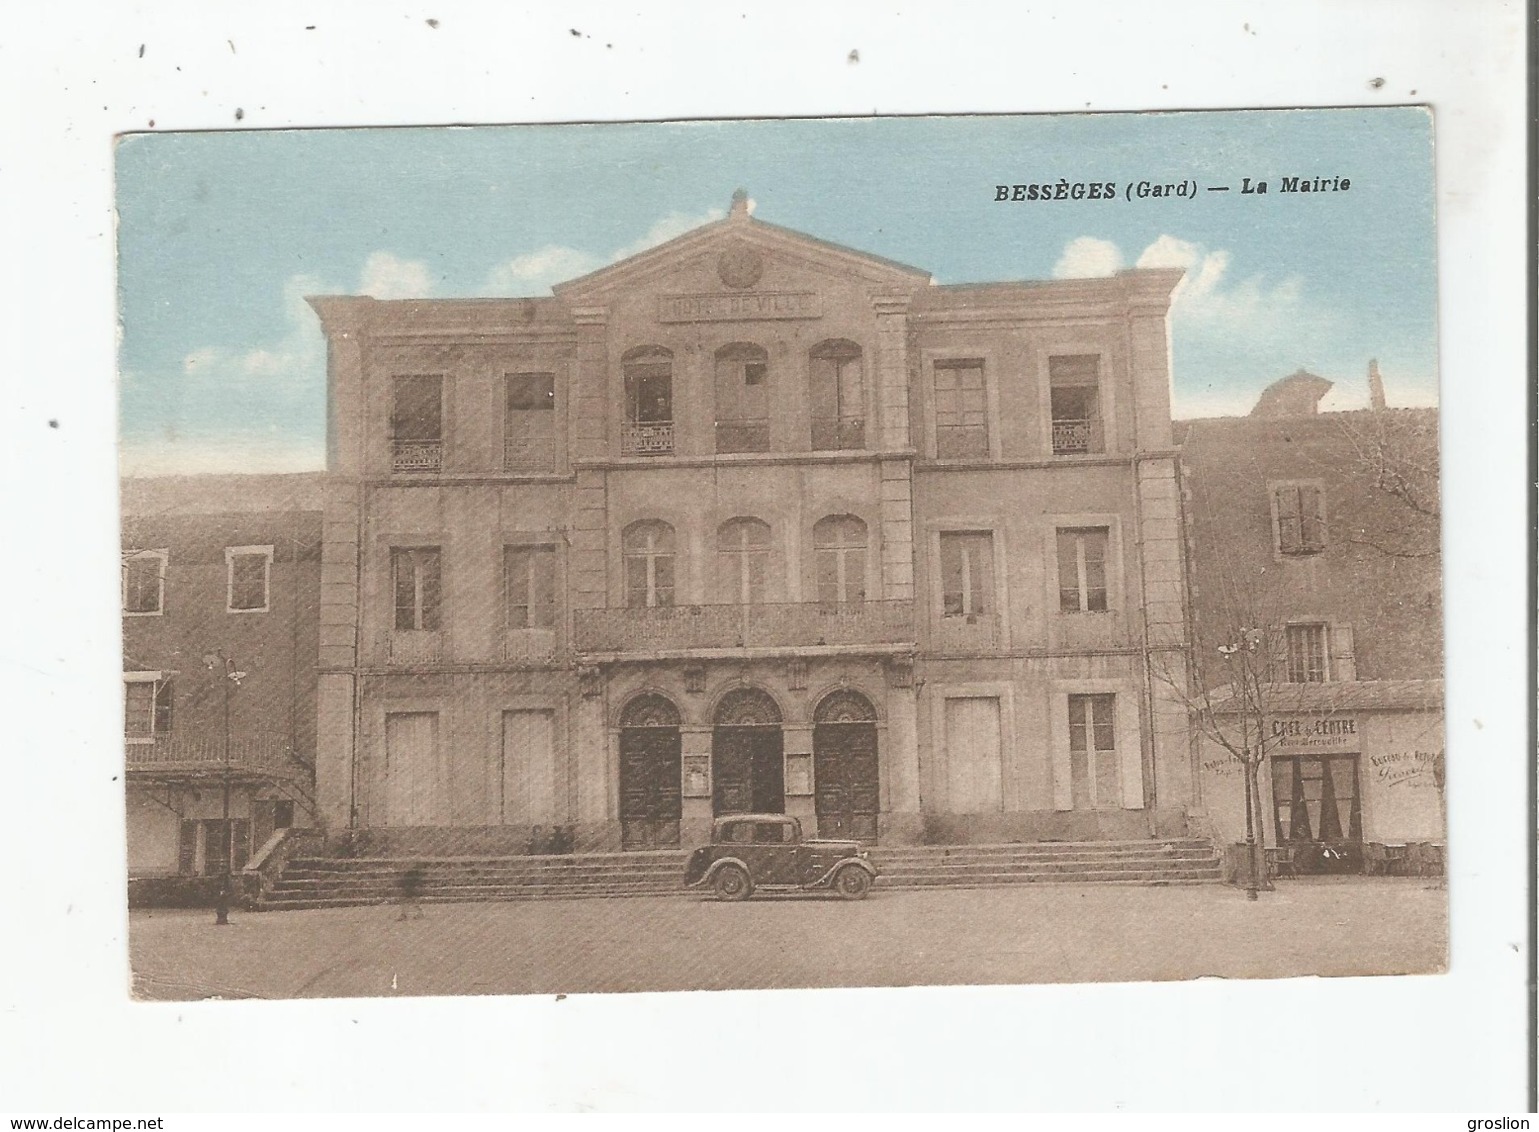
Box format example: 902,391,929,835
553,197,930,301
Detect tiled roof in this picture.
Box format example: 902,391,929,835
1207,679,1444,714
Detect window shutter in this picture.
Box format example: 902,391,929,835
178,820,198,876
1275,487,1301,553
1050,694,1074,811
1302,485,1326,551
153,680,173,734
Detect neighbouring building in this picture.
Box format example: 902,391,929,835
1176,365,1444,876
306,191,1194,853
122,474,323,900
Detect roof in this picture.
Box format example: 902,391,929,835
121,473,326,517
1208,679,1445,715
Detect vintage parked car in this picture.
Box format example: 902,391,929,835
684,814,878,901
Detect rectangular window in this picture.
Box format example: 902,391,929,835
933,359,989,458
124,677,173,741
1274,484,1326,556
939,531,994,617
1068,693,1118,809
1049,355,1104,455
122,550,167,615
505,372,557,471
504,544,557,629
392,547,443,631
1056,527,1110,612
391,374,444,472
226,546,273,613
1285,623,1329,683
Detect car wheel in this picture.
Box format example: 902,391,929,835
713,864,752,902
834,865,872,900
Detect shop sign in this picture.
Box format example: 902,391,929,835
1268,716,1359,753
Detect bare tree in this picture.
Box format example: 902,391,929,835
1330,407,1440,560
1155,561,1293,900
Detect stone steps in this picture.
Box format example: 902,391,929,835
254,838,1223,910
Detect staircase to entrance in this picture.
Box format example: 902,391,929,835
253,837,1222,910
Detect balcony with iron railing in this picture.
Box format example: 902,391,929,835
621,421,674,456
575,599,915,658
392,438,444,473
1050,417,1105,456
126,732,312,784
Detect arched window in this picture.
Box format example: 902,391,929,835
813,515,867,605
716,517,772,605
622,346,674,455
714,343,770,453
810,339,865,450
622,521,676,608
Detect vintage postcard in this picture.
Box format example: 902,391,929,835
117,108,1445,1001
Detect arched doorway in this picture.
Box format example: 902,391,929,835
712,688,785,817
813,689,880,841
618,693,682,849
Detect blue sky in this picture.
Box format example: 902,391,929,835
116,108,1436,474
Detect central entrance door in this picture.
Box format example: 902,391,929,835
1271,753,1363,874
711,687,785,816
618,694,683,849
813,689,880,841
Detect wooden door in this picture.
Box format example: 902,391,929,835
814,723,880,842
384,711,445,826
945,696,1003,813
619,726,682,848
502,709,556,826
712,726,784,816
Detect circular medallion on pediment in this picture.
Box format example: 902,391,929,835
716,242,764,290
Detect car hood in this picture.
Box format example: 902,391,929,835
803,838,862,854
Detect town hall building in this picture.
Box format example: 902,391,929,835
305,191,1194,853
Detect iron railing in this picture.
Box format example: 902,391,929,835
126,733,310,781
1051,417,1105,456
621,421,674,456
575,599,915,654
392,439,444,472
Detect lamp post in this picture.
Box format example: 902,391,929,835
202,650,245,926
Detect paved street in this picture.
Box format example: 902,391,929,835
130,879,1445,1000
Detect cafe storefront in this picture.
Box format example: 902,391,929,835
1195,680,1445,877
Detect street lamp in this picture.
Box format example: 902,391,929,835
202,650,246,926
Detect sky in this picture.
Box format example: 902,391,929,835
115,108,1437,475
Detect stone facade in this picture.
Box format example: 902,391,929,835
308,194,1192,850
121,474,323,881
1176,370,1444,873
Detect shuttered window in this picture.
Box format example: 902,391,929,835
1274,484,1326,555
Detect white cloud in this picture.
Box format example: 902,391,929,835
480,206,726,296
358,251,436,299
481,245,604,296
1051,236,1123,279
